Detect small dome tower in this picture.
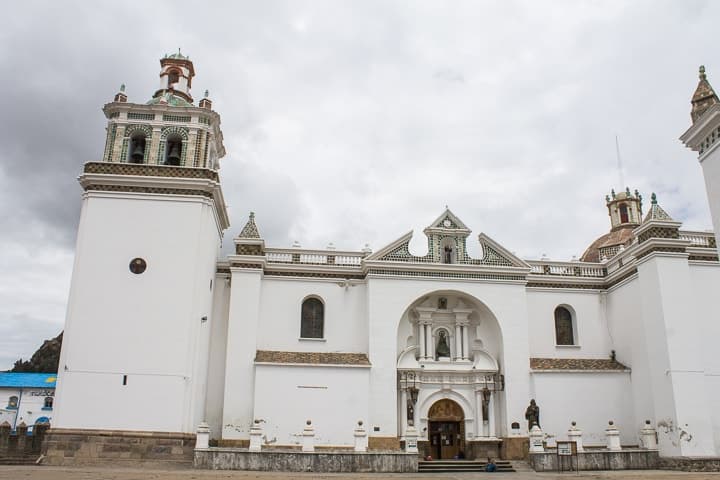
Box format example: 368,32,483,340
606,187,643,230
150,49,195,106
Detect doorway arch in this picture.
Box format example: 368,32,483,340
427,398,466,459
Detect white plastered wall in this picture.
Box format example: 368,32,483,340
54,192,221,433
253,365,369,446
690,262,720,453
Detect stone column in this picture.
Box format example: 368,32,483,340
488,392,496,438
302,420,315,452
455,324,462,360
400,388,408,436
427,327,435,360
606,421,621,451
354,420,367,452
474,389,483,438
461,325,470,360
416,308,434,360
195,422,210,449
249,420,263,452
149,128,162,164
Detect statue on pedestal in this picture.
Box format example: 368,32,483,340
525,399,540,431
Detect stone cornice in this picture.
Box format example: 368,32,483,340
79,166,229,231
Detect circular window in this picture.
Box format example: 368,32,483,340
129,258,147,274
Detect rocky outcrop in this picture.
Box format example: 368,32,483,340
9,332,62,373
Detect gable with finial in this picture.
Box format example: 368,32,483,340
366,208,528,268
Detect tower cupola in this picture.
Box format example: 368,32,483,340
150,49,195,106
606,187,643,230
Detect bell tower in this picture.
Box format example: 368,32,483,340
680,65,720,241
53,52,229,439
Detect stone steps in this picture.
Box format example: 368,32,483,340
0,455,41,465
418,459,515,473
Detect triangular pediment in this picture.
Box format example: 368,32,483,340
425,207,470,232
366,227,528,268
477,233,530,268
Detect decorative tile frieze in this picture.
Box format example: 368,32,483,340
688,254,719,262
235,244,263,255
84,162,219,181
637,226,680,243
255,350,370,365
635,246,686,260
530,357,629,371
367,268,525,281
83,184,213,198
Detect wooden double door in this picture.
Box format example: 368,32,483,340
429,420,465,459
427,398,466,459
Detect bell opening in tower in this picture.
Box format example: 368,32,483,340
165,136,183,166
129,135,146,164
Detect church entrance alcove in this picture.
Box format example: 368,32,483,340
428,398,465,460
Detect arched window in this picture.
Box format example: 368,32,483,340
164,134,183,165
43,397,54,409
301,297,324,339
128,133,146,164
619,204,629,223
554,306,575,345
7,396,18,409
167,69,180,87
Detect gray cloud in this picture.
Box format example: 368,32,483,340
1,0,718,368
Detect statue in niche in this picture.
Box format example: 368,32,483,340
525,399,540,430
443,246,453,264
406,395,416,425
438,297,447,309
436,330,451,358
481,388,491,420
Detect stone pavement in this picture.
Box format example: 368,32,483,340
1,466,720,480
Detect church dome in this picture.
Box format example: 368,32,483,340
146,93,192,107
579,225,635,263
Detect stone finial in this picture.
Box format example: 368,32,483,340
238,212,261,239
120,84,125,92
651,193,657,205
358,420,363,426
306,420,312,425
691,65,719,123
204,89,209,98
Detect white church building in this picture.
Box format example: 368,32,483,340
48,54,720,464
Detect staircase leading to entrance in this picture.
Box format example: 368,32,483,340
418,459,515,473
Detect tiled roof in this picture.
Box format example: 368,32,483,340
580,226,635,263
238,212,261,239
691,66,719,123
0,373,57,388
255,350,370,366
530,358,629,371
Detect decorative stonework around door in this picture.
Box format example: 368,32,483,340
428,399,465,459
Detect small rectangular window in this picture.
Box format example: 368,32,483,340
122,375,128,385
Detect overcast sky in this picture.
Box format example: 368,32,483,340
0,0,717,370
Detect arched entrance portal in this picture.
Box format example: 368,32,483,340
428,399,465,459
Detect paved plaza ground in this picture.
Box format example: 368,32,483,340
1,467,720,480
